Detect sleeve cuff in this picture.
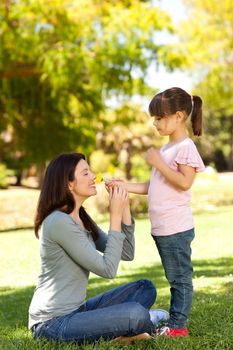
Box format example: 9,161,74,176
121,217,135,234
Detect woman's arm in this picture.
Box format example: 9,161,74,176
96,217,135,262
120,219,135,261
120,200,135,261
95,191,134,259
50,188,129,279
122,198,131,225
108,184,136,260
51,214,125,279
109,186,129,231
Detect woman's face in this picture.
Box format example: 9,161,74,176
69,159,97,199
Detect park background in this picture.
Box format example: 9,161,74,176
0,0,233,349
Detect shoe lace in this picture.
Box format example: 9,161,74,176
156,326,170,336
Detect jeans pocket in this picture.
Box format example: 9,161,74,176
181,229,195,249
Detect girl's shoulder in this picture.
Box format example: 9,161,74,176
161,137,196,154
175,137,201,155
178,137,196,148
175,138,205,172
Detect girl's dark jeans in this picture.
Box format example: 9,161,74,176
153,228,195,329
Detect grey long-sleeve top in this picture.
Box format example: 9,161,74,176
28,210,135,329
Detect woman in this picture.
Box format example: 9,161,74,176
29,152,168,344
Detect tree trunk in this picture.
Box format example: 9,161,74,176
15,171,22,186
228,115,233,170
37,164,46,188
125,143,132,180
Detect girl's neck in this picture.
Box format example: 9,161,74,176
169,128,188,144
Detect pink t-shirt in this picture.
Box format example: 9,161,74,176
148,137,205,236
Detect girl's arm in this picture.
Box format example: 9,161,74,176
106,181,149,195
146,147,196,190
126,182,149,195
158,162,196,190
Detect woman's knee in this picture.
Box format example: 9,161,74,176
138,279,157,302
128,302,152,333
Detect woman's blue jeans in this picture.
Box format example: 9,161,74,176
153,228,195,329
32,279,156,343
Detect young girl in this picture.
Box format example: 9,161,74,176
107,87,205,337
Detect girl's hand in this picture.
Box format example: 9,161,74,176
145,147,164,169
105,178,125,193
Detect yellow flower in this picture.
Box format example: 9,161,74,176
95,173,103,184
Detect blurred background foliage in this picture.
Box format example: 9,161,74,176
0,0,233,191
1,171,233,231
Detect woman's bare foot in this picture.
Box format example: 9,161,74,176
112,332,151,345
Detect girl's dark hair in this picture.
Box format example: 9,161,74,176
34,152,99,240
148,87,203,136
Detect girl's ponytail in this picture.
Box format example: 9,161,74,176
191,95,203,136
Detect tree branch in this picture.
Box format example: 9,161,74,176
0,65,41,79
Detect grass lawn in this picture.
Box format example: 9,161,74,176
1,204,233,349
0,173,233,349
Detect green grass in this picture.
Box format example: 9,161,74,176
0,173,233,349
1,205,233,349
0,188,39,231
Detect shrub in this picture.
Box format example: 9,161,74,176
130,193,148,217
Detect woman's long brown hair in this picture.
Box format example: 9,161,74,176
148,87,203,136
34,153,99,240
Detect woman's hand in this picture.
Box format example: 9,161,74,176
109,186,129,232
109,186,128,216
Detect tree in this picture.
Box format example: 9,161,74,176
0,0,178,183
95,103,163,179
175,0,233,169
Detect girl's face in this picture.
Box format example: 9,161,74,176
69,159,97,200
152,113,179,136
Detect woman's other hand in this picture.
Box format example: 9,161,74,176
109,186,128,215
109,186,129,232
